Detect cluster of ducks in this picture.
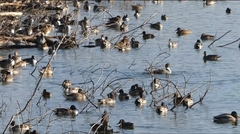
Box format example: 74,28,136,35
0,0,238,133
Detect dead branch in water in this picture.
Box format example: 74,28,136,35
217,37,240,47
208,30,231,47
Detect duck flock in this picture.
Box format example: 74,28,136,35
0,0,239,133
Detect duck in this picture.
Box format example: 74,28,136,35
0,54,15,69
62,79,72,89
203,0,216,6
182,93,194,107
135,91,147,106
1,73,13,83
79,17,90,31
93,5,105,12
42,89,52,99
117,119,134,129
129,84,145,96
203,51,221,61
118,89,130,101
226,7,232,14
134,10,141,19
131,4,143,11
142,31,155,40
120,22,128,32
122,14,129,22
95,35,105,46
131,38,140,48
153,63,171,75
173,92,183,106
161,14,168,21
22,55,37,66
101,36,112,49
194,39,203,49
168,39,178,48
108,15,122,24
48,44,56,56
63,86,79,95
213,111,238,124
83,1,91,11
98,95,116,105
176,27,191,36
150,22,162,30
114,36,131,51
64,88,86,101
12,51,22,64
39,64,53,75
53,105,78,116
150,78,161,90
156,102,168,115
10,121,31,133
201,33,215,40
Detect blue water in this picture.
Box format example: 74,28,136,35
1,0,240,133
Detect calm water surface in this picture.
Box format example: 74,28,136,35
1,1,240,133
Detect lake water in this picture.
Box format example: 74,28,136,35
1,0,240,133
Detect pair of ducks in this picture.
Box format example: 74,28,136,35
61,80,86,101
173,92,194,107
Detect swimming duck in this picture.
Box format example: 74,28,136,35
156,102,168,115
194,39,203,49
201,33,215,40
79,17,90,31
134,10,141,19
203,0,216,5
142,31,155,40
168,39,178,48
10,121,31,133
118,89,130,101
176,27,191,36
226,7,232,14
114,36,131,51
203,51,221,61
129,84,145,96
12,51,22,64
122,14,129,22
62,80,72,89
173,92,183,106
83,1,91,11
101,36,112,49
1,73,13,83
64,88,86,101
22,55,37,66
150,78,161,90
39,64,53,75
182,93,194,107
0,54,15,69
98,94,115,105
135,91,147,106
161,14,168,21
213,111,238,124
63,86,79,95
42,89,52,99
150,22,162,30
117,119,134,129
153,63,171,75
95,35,105,46
108,15,122,24
93,5,105,12
131,4,143,11
120,22,128,32
48,44,56,56
53,105,78,117
131,38,140,48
